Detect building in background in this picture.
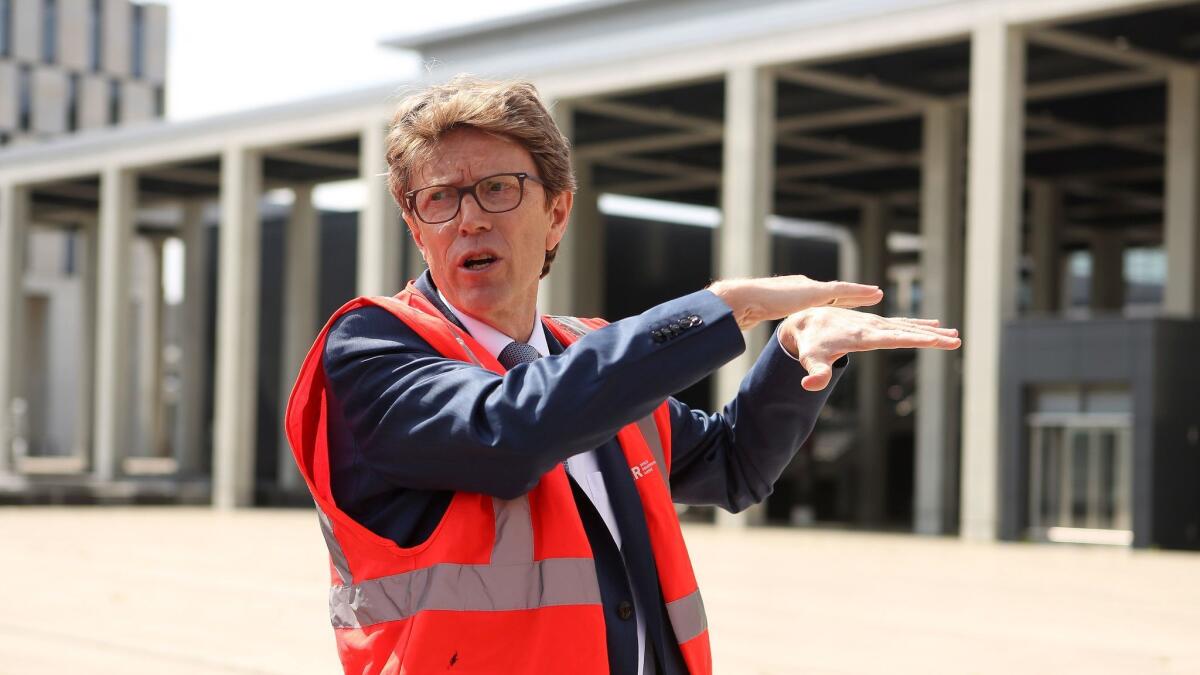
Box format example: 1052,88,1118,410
0,0,169,492
1,0,1198,551
0,0,168,146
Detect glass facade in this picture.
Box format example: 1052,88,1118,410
131,2,144,78
89,0,103,72
0,0,11,58
18,65,32,131
1026,386,1133,544
43,0,58,63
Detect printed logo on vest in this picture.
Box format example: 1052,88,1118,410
630,459,656,480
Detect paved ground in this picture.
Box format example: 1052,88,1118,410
2,508,1198,674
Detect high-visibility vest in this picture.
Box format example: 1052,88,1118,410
285,282,712,675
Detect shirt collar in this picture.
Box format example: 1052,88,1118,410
437,290,549,359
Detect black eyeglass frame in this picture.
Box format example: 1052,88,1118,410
404,172,546,225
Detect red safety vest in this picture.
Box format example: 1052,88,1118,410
285,282,712,675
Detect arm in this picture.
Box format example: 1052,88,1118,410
323,290,744,500
667,305,962,512
667,327,847,513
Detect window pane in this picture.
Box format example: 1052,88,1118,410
43,0,58,63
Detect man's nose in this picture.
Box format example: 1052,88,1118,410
456,192,493,235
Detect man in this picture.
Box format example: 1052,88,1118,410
285,76,960,675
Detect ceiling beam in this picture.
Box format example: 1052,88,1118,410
777,133,916,162
1025,69,1162,101
574,130,722,160
777,104,919,134
1026,115,1162,155
268,147,359,172
1028,28,1190,74
574,99,721,133
593,155,720,180
777,67,945,107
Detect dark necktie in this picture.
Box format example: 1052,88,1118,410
497,341,540,370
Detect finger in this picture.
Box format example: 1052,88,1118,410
831,291,883,308
800,356,834,391
888,317,940,327
856,329,962,351
879,317,959,337
828,281,883,299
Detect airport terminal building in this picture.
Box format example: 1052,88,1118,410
1,0,1198,549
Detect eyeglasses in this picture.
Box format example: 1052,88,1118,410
404,172,545,225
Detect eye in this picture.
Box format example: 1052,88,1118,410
427,189,449,202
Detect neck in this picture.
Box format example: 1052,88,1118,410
485,298,539,342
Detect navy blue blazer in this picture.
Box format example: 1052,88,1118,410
322,271,846,675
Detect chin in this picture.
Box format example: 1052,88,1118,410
452,286,507,318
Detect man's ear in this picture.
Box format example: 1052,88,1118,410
403,210,428,260
545,191,573,251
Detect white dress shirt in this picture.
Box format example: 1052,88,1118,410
438,292,648,674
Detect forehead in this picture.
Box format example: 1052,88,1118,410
412,127,537,186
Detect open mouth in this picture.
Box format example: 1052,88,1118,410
462,255,498,271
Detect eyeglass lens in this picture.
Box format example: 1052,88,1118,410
414,174,524,223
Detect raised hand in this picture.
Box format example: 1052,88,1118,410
708,275,884,331
778,307,962,391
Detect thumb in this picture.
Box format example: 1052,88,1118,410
800,356,833,392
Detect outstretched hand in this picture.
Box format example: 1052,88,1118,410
779,307,962,391
709,275,883,331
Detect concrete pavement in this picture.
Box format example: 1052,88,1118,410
1,508,1197,674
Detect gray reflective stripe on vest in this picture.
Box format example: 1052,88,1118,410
317,507,353,586
329,557,602,629
491,496,533,563
547,315,591,339
635,416,669,494
665,588,708,643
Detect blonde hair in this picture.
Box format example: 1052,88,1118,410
385,75,576,278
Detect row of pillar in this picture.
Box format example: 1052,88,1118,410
0,121,407,507
1,25,1197,536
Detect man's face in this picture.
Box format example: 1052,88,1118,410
404,127,571,326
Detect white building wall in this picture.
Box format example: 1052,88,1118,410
120,80,156,125
32,68,69,135
102,0,132,77
78,75,110,130
143,4,169,85
57,0,91,71
12,0,42,63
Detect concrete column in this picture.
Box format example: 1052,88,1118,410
960,21,1025,542
856,199,889,527
0,183,31,479
75,220,99,461
1164,68,1200,317
135,236,165,458
1029,181,1063,314
915,104,965,536
1090,230,1125,313
715,66,774,528
357,121,402,297
213,147,262,509
177,202,208,476
93,166,137,482
278,185,319,493
541,102,605,317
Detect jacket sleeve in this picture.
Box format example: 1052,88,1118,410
322,290,744,500
666,327,847,513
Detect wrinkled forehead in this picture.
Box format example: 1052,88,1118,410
410,127,538,187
